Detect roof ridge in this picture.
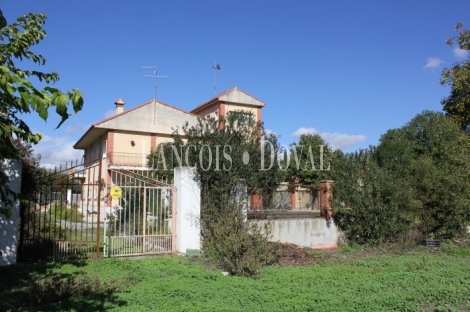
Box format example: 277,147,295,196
190,86,265,113
93,99,200,127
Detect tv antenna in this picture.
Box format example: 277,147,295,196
142,66,169,124
210,59,221,96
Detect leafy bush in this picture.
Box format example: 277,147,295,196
49,204,84,222
21,201,67,241
154,112,283,277
332,111,470,244
331,150,415,245
201,201,276,277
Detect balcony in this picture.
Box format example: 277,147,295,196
107,152,151,169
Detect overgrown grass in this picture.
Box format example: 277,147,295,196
2,244,470,311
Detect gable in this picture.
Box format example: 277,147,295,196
97,101,199,133
219,88,265,107
74,101,200,149
190,87,265,114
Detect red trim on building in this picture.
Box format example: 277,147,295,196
151,133,157,151
219,102,226,118
218,102,226,129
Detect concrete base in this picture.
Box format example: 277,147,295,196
252,217,339,248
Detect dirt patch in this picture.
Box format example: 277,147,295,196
270,242,332,266
269,241,465,266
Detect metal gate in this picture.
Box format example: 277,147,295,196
18,159,103,261
104,169,175,257
18,159,176,262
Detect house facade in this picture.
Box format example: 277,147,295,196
73,87,266,211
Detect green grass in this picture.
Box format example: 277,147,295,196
2,244,470,311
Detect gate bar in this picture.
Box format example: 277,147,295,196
96,157,102,260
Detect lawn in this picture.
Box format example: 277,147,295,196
1,244,470,311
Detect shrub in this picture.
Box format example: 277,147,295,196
49,204,84,222
201,200,275,277
331,151,415,245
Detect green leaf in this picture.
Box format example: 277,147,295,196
30,91,48,120
55,93,69,116
70,89,84,113
0,9,6,29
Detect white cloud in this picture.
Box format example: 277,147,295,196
291,127,366,150
424,57,443,69
32,134,84,169
292,127,318,137
453,47,468,59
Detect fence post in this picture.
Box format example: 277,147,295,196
174,167,201,254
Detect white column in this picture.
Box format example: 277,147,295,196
0,160,22,266
174,167,201,254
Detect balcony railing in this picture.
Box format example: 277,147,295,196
107,152,151,168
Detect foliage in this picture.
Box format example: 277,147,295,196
440,22,470,131
0,10,84,217
201,200,276,277
282,134,337,198
20,201,67,241
331,149,415,244
17,140,41,199
283,134,334,184
48,204,84,222
150,112,282,276
4,248,470,311
332,111,470,244
375,111,470,238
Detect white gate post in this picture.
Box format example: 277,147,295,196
174,167,201,254
0,160,22,266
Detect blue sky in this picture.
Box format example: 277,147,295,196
2,1,470,167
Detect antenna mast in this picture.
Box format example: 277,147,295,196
142,66,169,124
210,59,221,96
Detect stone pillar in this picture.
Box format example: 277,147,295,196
250,191,262,210
290,191,296,210
319,180,334,218
174,167,201,254
0,160,22,266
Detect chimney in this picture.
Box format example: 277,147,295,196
115,98,125,114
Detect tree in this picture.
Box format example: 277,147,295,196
332,111,470,244
0,10,84,217
440,22,470,131
283,134,336,192
375,111,470,238
149,112,282,276
331,149,414,245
